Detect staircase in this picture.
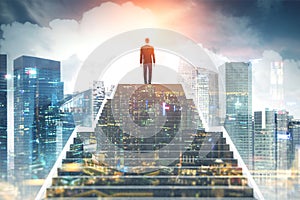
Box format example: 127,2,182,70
44,84,258,199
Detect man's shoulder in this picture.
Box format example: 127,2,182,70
141,44,154,49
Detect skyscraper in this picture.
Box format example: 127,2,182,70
92,81,105,119
270,61,284,109
289,119,300,166
221,62,253,169
274,110,292,170
254,109,293,171
254,111,263,132
0,54,7,180
13,56,64,179
253,109,275,171
178,60,219,127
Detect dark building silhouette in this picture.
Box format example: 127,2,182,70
0,54,7,180
289,119,300,168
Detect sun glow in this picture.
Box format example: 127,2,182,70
101,50,180,87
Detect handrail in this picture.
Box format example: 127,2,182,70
35,126,78,200
208,126,265,200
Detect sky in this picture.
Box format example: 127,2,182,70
1,0,300,118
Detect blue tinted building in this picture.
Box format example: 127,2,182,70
13,56,64,179
221,62,253,169
0,54,7,180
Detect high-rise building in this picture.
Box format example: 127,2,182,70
178,60,219,127
254,111,263,132
270,61,284,109
221,62,253,169
288,119,300,170
274,110,291,170
0,54,7,180
60,89,93,127
254,109,292,171
253,109,275,171
265,108,276,131
92,81,105,119
289,119,300,164
253,130,275,171
196,69,219,126
13,56,64,179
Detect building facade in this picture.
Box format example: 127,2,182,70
0,54,7,180
253,109,293,171
13,56,64,179
253,109,275,171
274,110,292,170
178,60,219,127
221,62,253,169
289,119,300,168
254,111,263,132
270,61,284,109
92,81,105,119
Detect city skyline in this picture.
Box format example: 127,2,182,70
13,55,64,181
1,1,300,199
1,1,300,118
1,54,299,199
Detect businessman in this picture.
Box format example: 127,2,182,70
140,38,155,84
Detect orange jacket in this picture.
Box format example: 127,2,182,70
140,44,155,64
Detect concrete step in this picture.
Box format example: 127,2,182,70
46,185,254,198
94,144,231,151
66,151,92,158
52,175,248,187
57,166,243,177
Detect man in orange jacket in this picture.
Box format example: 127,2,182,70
140,38,155,84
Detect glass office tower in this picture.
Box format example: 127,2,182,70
221,62,253,169
254,111,263,132
253,109,275,171
0,54,7,180
13,56,64,180
178,60,220,127
289,120,300,169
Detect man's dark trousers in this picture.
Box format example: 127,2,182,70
143,63,152,84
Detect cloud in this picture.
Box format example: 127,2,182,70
1,1,159,60
252,50,300,118
0,2,159,93
154,2,262,61
0,1,263,60
257,0,282,14
61,54,83,93
1,0,299,118
204,13,261,61
0,0,233,94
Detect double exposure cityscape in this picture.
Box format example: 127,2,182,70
1,1,300,200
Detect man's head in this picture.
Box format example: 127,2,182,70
145,38,150,44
